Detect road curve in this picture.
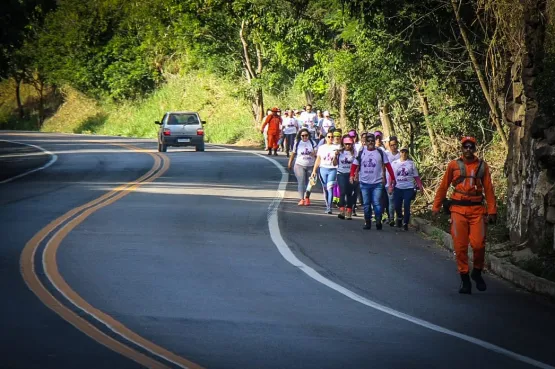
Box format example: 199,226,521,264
1,132,555,369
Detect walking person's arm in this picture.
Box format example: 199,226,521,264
432,162,454,215
312,156,321,177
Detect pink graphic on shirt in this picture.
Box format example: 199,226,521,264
300,147,312,156
398,166,410,177
363,157,377,168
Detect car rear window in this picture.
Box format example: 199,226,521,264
167,114,200,125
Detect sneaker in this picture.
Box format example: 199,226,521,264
389,219,395,227
297,199,305,206
352,208,357,216
338,207,345,220
459,273,472,294
471,269,487,291
346,209,353,220
326,210,332,214
304,198,311,206
363,220,372,230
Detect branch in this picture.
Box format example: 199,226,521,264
255,43,262,75
239,19,255,81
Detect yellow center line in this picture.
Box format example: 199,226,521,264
20,143,205,369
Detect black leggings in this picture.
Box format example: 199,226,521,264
337,172,355,209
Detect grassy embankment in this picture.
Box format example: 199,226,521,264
1,71,304,146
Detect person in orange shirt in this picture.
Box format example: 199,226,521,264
432,136,497,294
261,107,283,156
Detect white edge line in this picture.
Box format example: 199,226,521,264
0,140,58,184
211,144,554,369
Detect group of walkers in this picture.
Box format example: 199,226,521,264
262,106,498,295
263,105,424,231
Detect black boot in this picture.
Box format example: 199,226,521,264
363,219,372,230
471,269,487,291
403,223,409,231
376,220,383,230
459,273,472,294
267,149,272,156
396,219,402,228
273,149,278,156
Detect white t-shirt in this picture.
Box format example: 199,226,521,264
391,159,419,189
320,118,335,136
354,142,363,155
337,150,355,173
300,111,318,133
385,150,401,185
282,117,298,135
353,147,389,184
293,140,316,167
317,144,340,169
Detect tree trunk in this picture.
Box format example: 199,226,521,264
252,87,264,126
450,0,509,150
15,77,24,119
37,79,45,128
339,84,347,130
305,90,314,105
415,83,440,157
240,19,264,125
378,101,395,139
505,0,554,251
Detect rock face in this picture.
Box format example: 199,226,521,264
504,0,555,251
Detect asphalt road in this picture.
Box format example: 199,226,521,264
1,132,555,369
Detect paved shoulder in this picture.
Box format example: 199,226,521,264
0,139,54,182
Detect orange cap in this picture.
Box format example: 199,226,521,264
461,136,477,145
271,107,279,112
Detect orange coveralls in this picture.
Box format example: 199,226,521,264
261,114,282,150
432,157,497,274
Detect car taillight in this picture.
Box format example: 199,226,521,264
163,128,171,136
196,129,204,136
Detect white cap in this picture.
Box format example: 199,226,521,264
323,110,330,116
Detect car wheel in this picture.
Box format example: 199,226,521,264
158,142,167,152
195,144,205,152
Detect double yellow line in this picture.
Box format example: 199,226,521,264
20,143,204,369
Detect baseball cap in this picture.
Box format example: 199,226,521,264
343,137,354,144
400,146,409,152
461,136,477,145
348,130,357,138
333,131,342,138
374,130,383,138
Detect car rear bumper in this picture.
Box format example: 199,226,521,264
161,135,204,146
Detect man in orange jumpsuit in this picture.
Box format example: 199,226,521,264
261,107,283,156
432,136,497,294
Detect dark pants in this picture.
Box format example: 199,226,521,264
285,133,296,153
394,187,414,225
381,184,390,219
337,173,355,209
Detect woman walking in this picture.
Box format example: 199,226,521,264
334,136,356,220
288,128,316,206
391,147,423,230
312,130,340,214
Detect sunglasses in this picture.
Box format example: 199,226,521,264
326,136,333,139
463,144,475,150
344,143,352,145
301,134,309,137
